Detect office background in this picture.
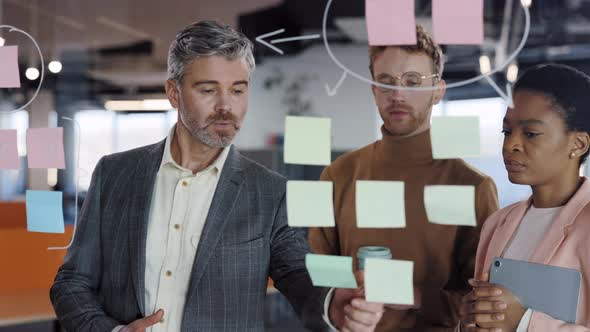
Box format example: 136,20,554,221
1,0,589,330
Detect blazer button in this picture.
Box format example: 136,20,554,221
165,270,172,277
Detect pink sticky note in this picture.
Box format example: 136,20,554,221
366,0,417,46
0,46,21,88
0,129,20,169
433,0,484,45
26,128,66,169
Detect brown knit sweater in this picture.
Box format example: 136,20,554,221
309,127,499,332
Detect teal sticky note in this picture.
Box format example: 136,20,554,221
287,181,335,227
365,258,414,305
284,116,331,166
26,190,65,233
305,254,358,288
356,181,406,228
424,185,477,226
430,116,480,159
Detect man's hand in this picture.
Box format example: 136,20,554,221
120,309,165,332
329,271,384,332
460,273,526,332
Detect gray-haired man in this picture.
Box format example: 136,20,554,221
50,21,384,332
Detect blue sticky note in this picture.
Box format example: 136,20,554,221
26,190,65,233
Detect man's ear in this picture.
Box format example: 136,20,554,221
371,83,379,99
165,79,181,109
432,79,446,105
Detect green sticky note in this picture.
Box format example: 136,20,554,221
430,116,480,159
356,181,406,228
424,185,477,226
284,116,331,166
365,258,414,305
305,254,358,288
287,181,335,227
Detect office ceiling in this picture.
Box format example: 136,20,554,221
2,0,590,100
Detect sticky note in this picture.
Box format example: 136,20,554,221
430,116,480,159
366,0,417,46
284,116,331,166
0,129,19,169
0,46,21,88
356,181,406,228
287,181,335,227
26,127,66,169
424,185,476,226
432,0,484,45
305,254,358,289
26,190,65,233
365,258,414,305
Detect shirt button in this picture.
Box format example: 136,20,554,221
182,181,188,187
165,270,172,277
174,224,181,230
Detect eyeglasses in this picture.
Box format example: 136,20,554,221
374,71,440,92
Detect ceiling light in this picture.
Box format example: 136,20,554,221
479,55,492,75
521,0,532,8
26,67,40,81
507,63,519,83
104,99,173,111
48,61,63,74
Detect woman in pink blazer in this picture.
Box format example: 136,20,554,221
460,64,590,332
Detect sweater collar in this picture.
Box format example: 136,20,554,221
375,125,434,166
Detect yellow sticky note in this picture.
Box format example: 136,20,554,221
287,181,335,227
365,258,414,305
305,254,358,289
284,116,331,166
424,185,477,226
356,181,406,228
430,116,480,159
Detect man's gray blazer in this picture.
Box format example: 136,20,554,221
50,140,329,331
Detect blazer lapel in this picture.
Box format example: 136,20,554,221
529,177,590,265
128,140,165,315
184,146,245,308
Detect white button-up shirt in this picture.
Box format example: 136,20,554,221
143,125,230,331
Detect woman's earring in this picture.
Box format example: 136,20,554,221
570,152,577,159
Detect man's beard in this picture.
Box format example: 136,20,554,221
182,112,240,148
383,95,434,136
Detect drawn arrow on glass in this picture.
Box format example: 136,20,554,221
325,71,348,97
484,76,514,108
256,29,321,55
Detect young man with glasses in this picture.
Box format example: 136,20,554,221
309,25,499,331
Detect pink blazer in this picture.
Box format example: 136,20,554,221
475,177,590,331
